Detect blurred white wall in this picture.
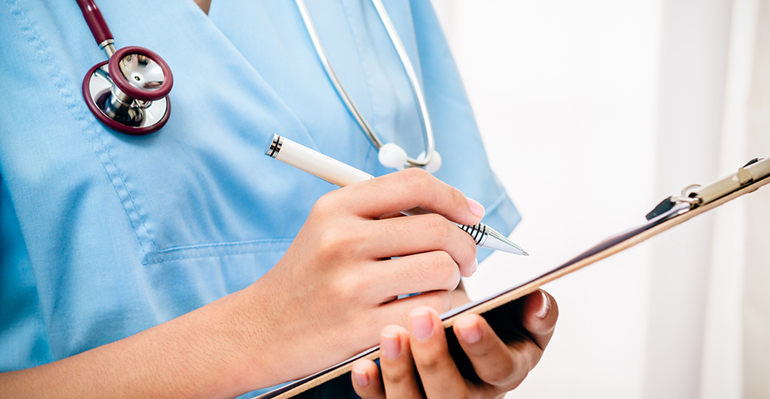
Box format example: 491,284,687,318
430,1,766,398
432,2,661,397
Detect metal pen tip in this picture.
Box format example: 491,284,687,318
481,226,528,256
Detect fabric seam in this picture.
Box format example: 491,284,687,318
340,0,379,145
4,0,158,263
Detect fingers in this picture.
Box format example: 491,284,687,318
351,359,385,399
365,252,461,302
359,294,559,399
452,289,558,391
453,313,531,391
364,214,478,277
377,290,453,329
408,307,469,399
352,325,424,399
519,289,558,350
336,168,485,226
378,325,423,399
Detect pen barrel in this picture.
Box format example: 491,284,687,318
266,135,526,255
268,135,374,186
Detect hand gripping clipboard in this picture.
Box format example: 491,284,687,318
256,157,770,399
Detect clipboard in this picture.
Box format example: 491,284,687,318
256,157,770,399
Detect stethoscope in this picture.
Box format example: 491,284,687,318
295,0,441,172
77,0,440,172
77,0,173,135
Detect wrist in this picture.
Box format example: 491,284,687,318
205,287,284,394
227,280,296,392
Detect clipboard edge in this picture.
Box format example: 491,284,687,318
259,174,770,399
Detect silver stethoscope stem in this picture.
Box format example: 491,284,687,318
99,39,116,58
295,0,436,168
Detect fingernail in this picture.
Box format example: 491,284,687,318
536,290,550,319
381,332,401,360
470,259,479,275
410,309,434,341
467,198,485,219
456,320,482,344
353,368,369,386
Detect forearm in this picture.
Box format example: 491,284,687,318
0,170,488,398
0,289,273,399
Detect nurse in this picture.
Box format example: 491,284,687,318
0,1,557,398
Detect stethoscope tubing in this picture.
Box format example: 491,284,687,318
295,0,436,168
76,0,113,47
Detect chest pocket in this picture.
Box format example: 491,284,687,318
69,1,375,265
89,46,333,265
98,125,330,265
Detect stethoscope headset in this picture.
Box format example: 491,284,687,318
77,0,441,172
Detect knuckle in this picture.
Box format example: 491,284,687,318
485,359,517,385
425,290,452,314
382,365,411,385
414,349,441,371
413,345,447,373
311,192,339,217
432,252,460,289
422,214,453,243
490,346,530,389
401,252,458,291
329,274,360,303
316,225,364,262
316,226,345,257
402,167,433,192
449,186,468,210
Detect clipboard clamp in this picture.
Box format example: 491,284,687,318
669,184,702,206
646,157,770,220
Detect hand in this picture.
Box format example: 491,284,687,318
350,289,558,398
242,169,486,387
0,169,498,398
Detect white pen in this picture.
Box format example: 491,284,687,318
266,134,528,256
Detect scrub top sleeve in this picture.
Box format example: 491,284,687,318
408,1,522,262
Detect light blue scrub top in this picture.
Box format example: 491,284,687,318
0,0,520,396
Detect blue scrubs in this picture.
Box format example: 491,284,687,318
0,0,520,396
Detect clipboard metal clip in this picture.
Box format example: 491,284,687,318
646,157,770,221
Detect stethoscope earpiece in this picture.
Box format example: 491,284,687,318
417,150,442,174
378,143,408,169
77,0,173,135
377,143,442,173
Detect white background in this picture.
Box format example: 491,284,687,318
431,1,747,398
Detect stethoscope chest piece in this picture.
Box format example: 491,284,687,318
77,0,173,136
82,47,172,135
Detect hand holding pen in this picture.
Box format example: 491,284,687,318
246,158,488,383
255,135,547,397
266,135,528,256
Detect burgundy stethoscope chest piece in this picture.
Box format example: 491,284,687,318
77,0,173,135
